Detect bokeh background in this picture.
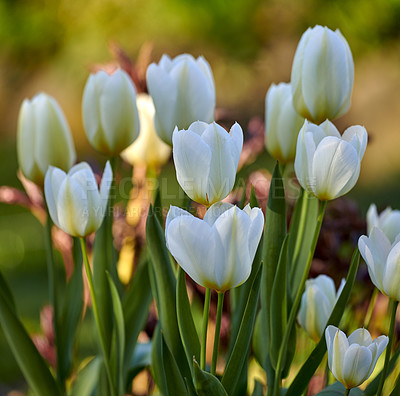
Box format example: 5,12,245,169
1,0,400,392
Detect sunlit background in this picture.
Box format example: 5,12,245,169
1,0,400,392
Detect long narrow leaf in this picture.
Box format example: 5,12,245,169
194,359,228,396
222,266,262,395
286,249,360,396
176,267,200,371
0,290,60,396
69,357,102,396
151,325,168,395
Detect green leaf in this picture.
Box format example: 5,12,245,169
146,205,192,386
123,258,152,378
314,382,363,395
286,249,360,396
58,237,84,383
161,332,189,396
269,236,289,368
221,266,262,395
288,188,319,298
251,379,264,396
260,162,287,371
125,342,152,386
0,290,60,396
194,359,228,396
69,357,102,396
176,266,200,371
151,324,168,395
107,272,125,396
365,343,400,396
0,270,15,311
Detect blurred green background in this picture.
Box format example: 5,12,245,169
1,0,400,392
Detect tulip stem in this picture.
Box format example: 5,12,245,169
201,287,211,370
211,291,224,376
344,389,350,396
363,288,378,329
80,238,116,396
44,213,63,390
273,200,327,396
376,299,399,396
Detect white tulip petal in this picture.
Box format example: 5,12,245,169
165,205,193,231
348,328,372,347
367,336,389,378
188,121,209,136
99,161,113,222
342,125,368,160
330,328,349,383
228,122,244,169
313,275,337,305
383,240,400,300
44,166,66,228
342,344,372,388
173,129,212,205
246,207,264,263
203,202,234,226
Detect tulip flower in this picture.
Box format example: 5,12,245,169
82,69,140,156
121,93,171,168
291,25,354,124
165,202,264,292
367,204,400,243
265,82,305,163
146,54,215,145
172,121,243,206
294,120,367,201
325,326,388,389
298,275,345,342
44,162,112,237
17,93,76,186
358,227,400,301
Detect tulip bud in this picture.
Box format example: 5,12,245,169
165,202,264,292
325,326,388,389
172,121,243,206
366,204,400,243
291,25,354,124
44,162,112,237
358,227,400,301
265,82,305,163
146,54,216,145
82,69,140,156
298,275,345,342
294,120,367,201
120,93,171,168
17,93,76,186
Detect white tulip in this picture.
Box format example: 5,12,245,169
325,325,388,389
121,94,171,167
294,120,367,200
265,82,305,163
173,121,243,206
146,54,216,145
82,69,140,156
291,25,354,124
44,162,112,237
165,202,264,292
298,275,345,342
358,227,400,301
366,204,400,243
17,93,76,186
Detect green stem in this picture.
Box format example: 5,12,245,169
344,388,350,396
211,292,224,376
80,238,116,396
201,288,211,370
376,299,399,396
364,288,378,329
44,213,63,390
273,200,327,396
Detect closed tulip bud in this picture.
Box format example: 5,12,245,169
265,82,305,163
146,54,216,145
325,326,388,389
172,121,243,206
17,93,76,186
291,25,354,124
298,275,345,342
366,204,400,243
82,69,140,156
358,227,400,301
165,202,264,292
294,120,367,201
121,93,171,168
44,162,112,237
